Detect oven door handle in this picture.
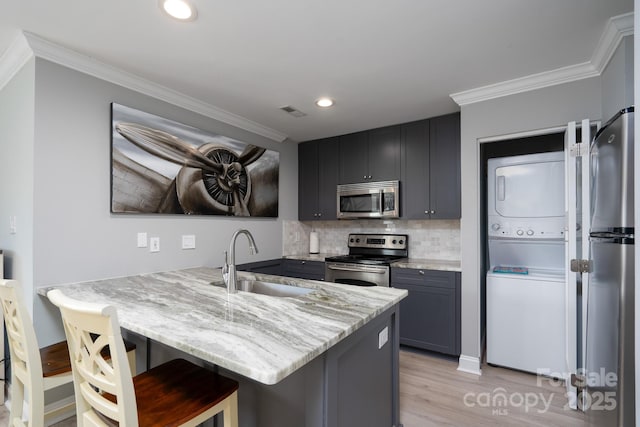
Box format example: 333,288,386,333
379,189,384,214
326,265,388,274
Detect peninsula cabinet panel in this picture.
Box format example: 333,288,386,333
401,113,461,219
298,137,339,221
391,268,461,356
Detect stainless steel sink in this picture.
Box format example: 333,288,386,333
237,280,314,298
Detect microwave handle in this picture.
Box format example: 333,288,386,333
379,189,384,214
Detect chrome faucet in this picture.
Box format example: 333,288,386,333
223,229,259,293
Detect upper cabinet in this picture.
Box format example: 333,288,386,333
298,137,340,221
401,113,460,219
338,126,401,184
298,112,460,221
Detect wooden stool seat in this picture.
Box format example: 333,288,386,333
41,339,137,377
108,358,239,426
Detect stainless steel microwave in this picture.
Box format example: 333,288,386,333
337,180,400,219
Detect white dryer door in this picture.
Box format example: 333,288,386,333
494,160,565,218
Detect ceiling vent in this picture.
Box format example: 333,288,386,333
280,105,307,118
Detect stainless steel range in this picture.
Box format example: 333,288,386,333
325,233,408,287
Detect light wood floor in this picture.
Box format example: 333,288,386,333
400,348,586,427
0,348,587,427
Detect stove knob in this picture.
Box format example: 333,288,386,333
491,223,501,231
356,238,360,243
399,239,404,245
516,229,524,236
527,229,534,236
392,239,397,244
350,238,354,243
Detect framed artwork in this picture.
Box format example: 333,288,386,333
111,103,279,217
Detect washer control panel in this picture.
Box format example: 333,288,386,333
488,216,565,239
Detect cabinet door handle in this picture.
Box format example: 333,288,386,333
430,210,435,214
301,261,306,264
318,213,322,217
418,270,425,275
368,175,372,179
424,210,429,215
363,175,367,179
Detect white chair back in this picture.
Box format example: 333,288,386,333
47,289,137,427
0,279,45,427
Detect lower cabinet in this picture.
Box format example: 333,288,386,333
391,267,460,356
236,259,283,275
237,258,325,281
282,259,325,281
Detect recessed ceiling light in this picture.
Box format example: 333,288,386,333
159,0,197,21
315,97,334,108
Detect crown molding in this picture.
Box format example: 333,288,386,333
590,12,634,72
0,32,33,91
451,12,635,106
1,31,288,142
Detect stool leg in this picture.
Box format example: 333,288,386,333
126,349,136,375
223,391,239,427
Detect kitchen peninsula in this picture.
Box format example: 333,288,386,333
39,267,407,427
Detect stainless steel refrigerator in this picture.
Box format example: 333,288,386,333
586,106,634,426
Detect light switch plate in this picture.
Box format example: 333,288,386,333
378,326,389,349
137,232,148,248
9,216,16,234
149,237,160,253
182,234,196,249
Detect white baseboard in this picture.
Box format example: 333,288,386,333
457,354,482,375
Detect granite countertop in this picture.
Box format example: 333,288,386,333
39,267,406,385
391,258,461,272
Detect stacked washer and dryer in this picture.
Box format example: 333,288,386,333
486,151,567,375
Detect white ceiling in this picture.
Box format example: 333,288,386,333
0,0,634,142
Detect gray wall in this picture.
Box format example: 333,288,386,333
459,77,603,368
0,58,35,308
21,59,297,345
601,35,634,121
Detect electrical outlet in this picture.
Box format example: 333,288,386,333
137,232,148,248
182,235,196,249
378,326,389,349
149,237,160,253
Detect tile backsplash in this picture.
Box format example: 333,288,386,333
283,219,460,261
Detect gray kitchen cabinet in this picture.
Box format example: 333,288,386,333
401,113,460,219
298,137,339,221
237,258,325,281
391,267,461,356
338,126,401,184
282,259,325,281
338,131,368,184
236,259,283,275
